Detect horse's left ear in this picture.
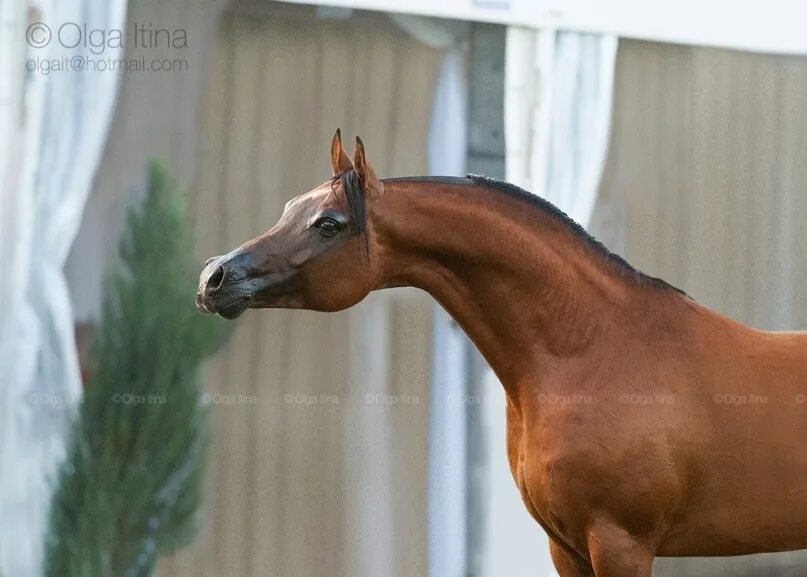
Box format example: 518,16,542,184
353,136,383,196
331,128,353,175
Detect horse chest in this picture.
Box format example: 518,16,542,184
505,403,589,549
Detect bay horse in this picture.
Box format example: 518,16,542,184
196,130,807,577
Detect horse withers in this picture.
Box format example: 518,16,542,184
196,130,807,577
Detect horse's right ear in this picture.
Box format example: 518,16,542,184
331,129,353,175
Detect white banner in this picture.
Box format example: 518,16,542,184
292,0,807,55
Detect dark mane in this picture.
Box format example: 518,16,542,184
382,174,686,296
331,168,368,255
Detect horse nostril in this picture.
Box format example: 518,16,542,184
207,265,226,290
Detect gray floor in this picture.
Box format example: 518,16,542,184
654,551,807,577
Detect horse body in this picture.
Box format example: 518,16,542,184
654,318,807,556
378,178,807,572
196,132,807,577
509,306,807,562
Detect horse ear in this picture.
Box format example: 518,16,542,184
331,129,353,175
353,136,383,195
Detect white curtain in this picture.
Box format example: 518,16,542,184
477,28,618,577
506,28,618,225
424,35,469,577
0,1,126,575
390,14,471,577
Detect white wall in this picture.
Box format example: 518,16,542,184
283,0,807,55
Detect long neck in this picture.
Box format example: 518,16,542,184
372,179,678,400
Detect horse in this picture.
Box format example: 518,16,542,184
196,130,807,577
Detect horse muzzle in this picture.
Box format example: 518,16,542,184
196,251,255,319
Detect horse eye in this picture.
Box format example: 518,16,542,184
314,216,342,237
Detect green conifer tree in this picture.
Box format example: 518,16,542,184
45,160,228,577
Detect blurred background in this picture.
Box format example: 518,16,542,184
2,0,807,576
